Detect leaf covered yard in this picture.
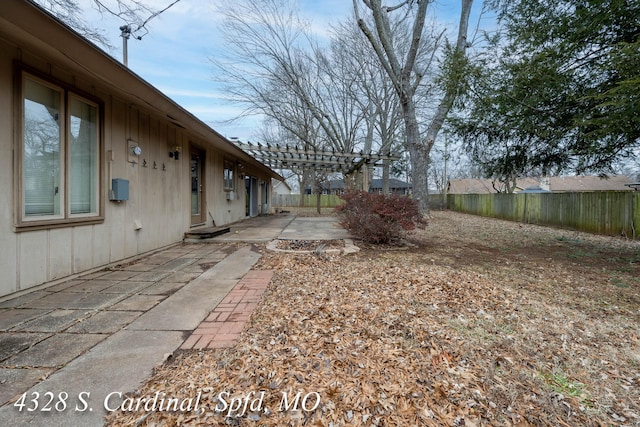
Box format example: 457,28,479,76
106,212,640,427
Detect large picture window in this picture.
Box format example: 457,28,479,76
19,72,101,228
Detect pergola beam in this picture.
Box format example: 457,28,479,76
235,142,400,162
234,141,401,174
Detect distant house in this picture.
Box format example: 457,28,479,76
304,178,411,195
446,178,518,194
304,180,346,195
546,175,632,192
369,178,412,195
518,186,551,193
272,179,294,195
0,0,281,298
448,175,633,194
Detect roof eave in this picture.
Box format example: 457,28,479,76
0,0,281,181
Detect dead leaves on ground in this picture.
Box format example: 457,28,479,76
105,212,640,427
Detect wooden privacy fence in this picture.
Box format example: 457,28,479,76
273,194,344,208
448,191,640,239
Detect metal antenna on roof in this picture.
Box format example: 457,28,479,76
120,25,131,66
117,0,182,67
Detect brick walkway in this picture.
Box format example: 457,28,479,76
180,270,274,350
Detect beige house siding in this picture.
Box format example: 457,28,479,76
0,1,279,298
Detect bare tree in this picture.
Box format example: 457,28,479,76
34,0,180,50
353,0,473,211
331,17,404,194
215,0,363,155
216,0,410,201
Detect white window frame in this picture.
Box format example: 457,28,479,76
16,70,103,231
223,159,235,191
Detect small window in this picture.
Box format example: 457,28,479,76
18,72,102,229
224,160,235,191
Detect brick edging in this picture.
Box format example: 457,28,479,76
180,270,274,350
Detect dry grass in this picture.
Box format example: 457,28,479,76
105,211,640,427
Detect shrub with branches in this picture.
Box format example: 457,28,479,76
335,190,427,244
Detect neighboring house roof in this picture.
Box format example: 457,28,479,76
446,178,512,194
448,176,633,194
305,180,346,191
549,175,632,192
2,0,282,181
370,178,412,189
327,180,346,190
519,186,552,193
306,178,411,191
272,179,293,193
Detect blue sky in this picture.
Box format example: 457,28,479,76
71,0,488,141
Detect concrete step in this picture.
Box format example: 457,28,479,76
184,226,230,239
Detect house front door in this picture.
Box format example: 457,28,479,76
190,146,206,226
245,176,258,217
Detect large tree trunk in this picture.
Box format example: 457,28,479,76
354,0,473,213
402,99,429,211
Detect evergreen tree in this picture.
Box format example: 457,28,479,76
452,0,640,182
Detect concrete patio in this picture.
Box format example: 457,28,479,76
0,213,351,426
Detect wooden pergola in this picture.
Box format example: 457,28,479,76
233,141,401,174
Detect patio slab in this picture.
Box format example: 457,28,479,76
66,311,143,334
10,309,90,333
20,292,85,309
63,280,119,293
0,309,50,331
0,368,52,406
100,280,153,294
0,330,184,427
61,293,127,310
108,294,165,311
159,271,201,283
0,332,51,362
279,216,352,240
0,291,54,309
45,279,86,292
126,270,173,282
154,257,198,271
206,213,296,243
97,270,140,281
138,281,186,296
2,333,106,368
129,245,260,331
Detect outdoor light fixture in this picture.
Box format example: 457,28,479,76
169,145,181,160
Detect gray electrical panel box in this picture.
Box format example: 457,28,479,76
110,178,129,201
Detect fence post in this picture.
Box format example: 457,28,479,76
634,192,639,239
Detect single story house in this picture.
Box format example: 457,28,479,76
304,179,345,195
272,179,294,195
0,0,281,298
448,175,633,194
369,178,412,195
